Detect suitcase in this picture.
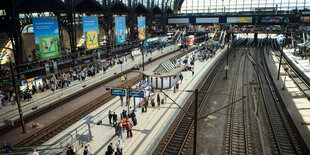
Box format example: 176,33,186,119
142,107,144,113
152,101,155,107
133,117,137,126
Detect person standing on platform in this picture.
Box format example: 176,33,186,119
116,139,123,155
66,145,75,155
116,123,122,138
164,94,167,103
144,97,148,112
192,68,194,76
120,96,123,106
157,94,161,107
173,86,176,93
106,143,114,155
108,110,113,126
122,109,127,119
121,117,127,131
112,112,117,126
31,148,39,155
83,144,91,155
126,120,133,138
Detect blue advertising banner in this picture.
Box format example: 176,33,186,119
115,16,126,44
138,17,146,40
82,17,99,50
32,17,61,60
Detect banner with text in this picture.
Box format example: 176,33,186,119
32,17,61,60
227,17,252,23
138,17,146,40
83,17,99,50
115,16,126,44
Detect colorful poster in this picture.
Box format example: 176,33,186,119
227,17,252,23
32,17,61,60
301,16,310,22
115,16,126,44
83,17,99,50
138,17,146,40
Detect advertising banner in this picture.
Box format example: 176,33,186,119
301,16,310,22
261,16,286,23
32,17,61,60
227,17,252,23
115,16,126,44
83,17,99,50
138,17,146,40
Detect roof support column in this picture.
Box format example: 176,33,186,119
6,0,24,65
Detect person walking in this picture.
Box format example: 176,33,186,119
157,94,161,107
106,142,114,155
108,110,112,126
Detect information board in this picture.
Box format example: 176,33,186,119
130,90,144,98
168,18,189,24
111,89,126,96
196,17,219,24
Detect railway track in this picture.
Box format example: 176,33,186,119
156,47,228,155
248,46,301,154
12,47,196,148
225,48,251,155
271,40,310,99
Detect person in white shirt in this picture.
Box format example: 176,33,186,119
32,148,39,155
116,139,123,154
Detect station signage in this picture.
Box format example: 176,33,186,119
111,89,126,96
129,90,144,98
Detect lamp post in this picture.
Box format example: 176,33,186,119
8,56,26,133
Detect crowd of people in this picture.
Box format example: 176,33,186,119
0,88,16,109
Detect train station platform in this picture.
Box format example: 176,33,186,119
41,46,228,154
266,49,310,150
0,45,190,146
282,48,310,79
0,45,180,127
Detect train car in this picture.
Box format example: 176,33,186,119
186,35,196,45
143,36,169,50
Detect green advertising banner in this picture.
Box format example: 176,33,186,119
32,17,61,60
